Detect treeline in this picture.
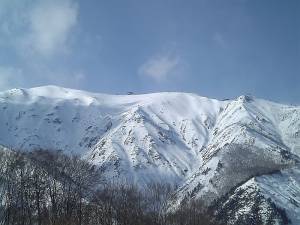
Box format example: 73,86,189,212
0,149,219,225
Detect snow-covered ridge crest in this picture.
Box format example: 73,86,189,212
0,85,299,224
0,86,225,181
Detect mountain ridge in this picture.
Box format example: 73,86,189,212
0,85,299,224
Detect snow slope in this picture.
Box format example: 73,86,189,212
0,86,225,184
0,86,299,224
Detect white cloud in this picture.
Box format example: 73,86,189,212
138,54,180,82
0,0,85,91
23,0,78,57
0,0,78,57
0,66,25,91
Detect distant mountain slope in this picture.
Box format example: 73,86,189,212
0,86,299,224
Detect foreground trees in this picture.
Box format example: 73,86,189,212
0,149,218,225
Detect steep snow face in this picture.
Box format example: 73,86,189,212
173,144,298,205
202,95,300,163
0,86,224,184
171,95,300,224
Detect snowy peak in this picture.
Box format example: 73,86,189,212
0,86,299,157
0,86,299,224
0,86,226,183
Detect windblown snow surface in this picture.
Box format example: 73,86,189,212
0,86,299,224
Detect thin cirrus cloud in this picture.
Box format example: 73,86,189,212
23,0,78,57
138,54,180,82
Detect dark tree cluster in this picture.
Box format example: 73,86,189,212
0,149,218,225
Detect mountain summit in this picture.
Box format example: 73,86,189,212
0,86,299,224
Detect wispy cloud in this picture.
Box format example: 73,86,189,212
138,53,180,82
0,0,79,58
0,0,83,91
23,0,78,57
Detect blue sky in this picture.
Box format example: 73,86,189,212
0,0,299,103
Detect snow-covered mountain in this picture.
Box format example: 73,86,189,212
0,85,299,224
